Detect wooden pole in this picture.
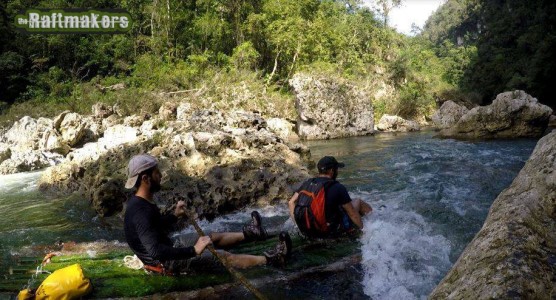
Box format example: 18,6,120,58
185,211,268,300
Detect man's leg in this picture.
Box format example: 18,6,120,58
221,251,266,269
206,210,269,248
210,232,245,248
351,198,372,215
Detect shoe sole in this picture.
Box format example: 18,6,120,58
279,231,292,258
252,211,268,240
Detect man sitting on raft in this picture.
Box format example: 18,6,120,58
288,156,372,238
123,154,292,275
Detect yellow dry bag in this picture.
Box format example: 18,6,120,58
34,264,92,300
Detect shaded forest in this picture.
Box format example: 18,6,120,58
423,0,556,107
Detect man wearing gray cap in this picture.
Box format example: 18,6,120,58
123,154,292,275
288,156,372,238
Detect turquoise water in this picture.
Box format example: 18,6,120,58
306,130,537,299
0,130,538,298
0,172,123,279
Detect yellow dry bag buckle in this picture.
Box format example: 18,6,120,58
18,259,52,300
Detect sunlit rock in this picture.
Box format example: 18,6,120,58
289,73,374,140
376,114,420,132
439,90,552,139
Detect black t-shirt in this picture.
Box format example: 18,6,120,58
124,195,196,266
297,177,352,230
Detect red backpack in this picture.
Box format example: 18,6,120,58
294,178,336,237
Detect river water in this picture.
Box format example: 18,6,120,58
0,130,537,299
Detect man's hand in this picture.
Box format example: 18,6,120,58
193,236,212,255
173,200,186,218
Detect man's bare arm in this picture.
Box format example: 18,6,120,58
288,192,299,222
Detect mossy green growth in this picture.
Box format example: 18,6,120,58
5,235,360,298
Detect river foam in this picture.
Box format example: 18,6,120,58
360,194,451,299
306,131,537,299
0,170,42,194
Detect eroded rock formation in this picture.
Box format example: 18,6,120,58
430,131,556,299
289,73,374,140
437,90,552,139
38,105,310,218
376,114,420,132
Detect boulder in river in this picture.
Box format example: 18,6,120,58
430,130,556,299
289,73,374,140
376,114,420,132
4,116,52,150
438,90,552,139
0,150,63,174
431,100,469,129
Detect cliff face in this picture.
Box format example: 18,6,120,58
430,131,556,299
289,73,374,140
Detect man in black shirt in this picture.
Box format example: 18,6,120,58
124,154,292,275
288,156,372,237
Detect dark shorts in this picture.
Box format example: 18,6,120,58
339,209,355,232
299,210,356,239
163,233,226,275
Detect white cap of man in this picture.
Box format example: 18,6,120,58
125,154,158,189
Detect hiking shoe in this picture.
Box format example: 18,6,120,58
243,211,268,242
264,231,292,268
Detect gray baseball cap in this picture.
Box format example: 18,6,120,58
125,154,158,189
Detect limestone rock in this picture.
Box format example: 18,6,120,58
102,114,121,130
176,102,193,121
432,101,469,129
91,178,125,217
123,115,144,127
81,116,103,144
0,150,63,174
103,125,138,146
159,102,178,121
430,130,556,299
91,102,114,119
39,129,70,155
0,127,7,143
39,109,310,217
0,142,11,163
376,114,420,132
5,116,52,150
266,118,299,141
56,112,87,147
289,73,374,140
439,90,552,139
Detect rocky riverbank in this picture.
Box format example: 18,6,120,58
430,130,556,299
0,101,311,218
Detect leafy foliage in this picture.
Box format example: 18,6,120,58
423,0,556,107
0,0,484,124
